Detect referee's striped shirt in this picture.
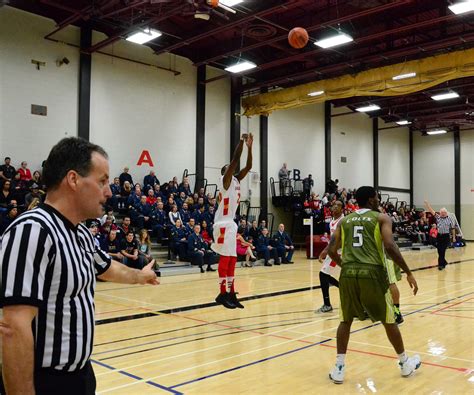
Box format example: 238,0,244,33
435,213,455,235
0,204,111,372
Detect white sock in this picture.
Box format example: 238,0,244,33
398,351,408,363
336,354,345,366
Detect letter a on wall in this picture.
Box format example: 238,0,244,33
137,150,154,167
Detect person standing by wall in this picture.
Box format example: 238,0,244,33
423,200,456,270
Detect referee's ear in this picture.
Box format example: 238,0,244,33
65,170,80,191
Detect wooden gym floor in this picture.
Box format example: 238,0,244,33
93,244,474,394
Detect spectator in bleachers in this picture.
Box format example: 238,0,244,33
170,219,188,260
153,184,165,201
151,201,167,244
180,202,191,224
258,219,267,233
237,227,257,267
99,215,117,236
138,229,153,264
179,178,192,196
28,170,45,192
192,204,206,225
169,176,179,195
257,227,278,266
185,218,196,235
143,170,160,192
10,172,27,203
187,224,216,273
18,161,32,181
164,195,175,213
201,220,213,246
238,218,250,238
176,191,187,209
302,174,314,199
0,180,13,209
119,166,133,186
100,207,115,226
120,231,145,269
146,189,157,206
109,177,122,210
248,220,260,244
168,204,182,226
121,181,132,207
0,204,18,233
127,185,142,210
118,216,132,240
24,183,43,207
134,195,152,230
0,157,16,182
204,205,215,226
273,223,295,264
419,219,430,242
102,229,122,262
86,220,104,249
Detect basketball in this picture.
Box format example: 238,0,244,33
288,27,309,49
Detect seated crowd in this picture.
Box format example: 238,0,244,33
1,157,296,272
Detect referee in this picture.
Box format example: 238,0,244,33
424,200,456,270
0,138,159,394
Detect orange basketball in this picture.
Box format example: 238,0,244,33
208,0,219,7
288,27,309,49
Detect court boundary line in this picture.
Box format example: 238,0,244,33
95,258,474,326
167,290,474,390
96,287,474,393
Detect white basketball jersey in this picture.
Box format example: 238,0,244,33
214,176,241,223
330,214,344,235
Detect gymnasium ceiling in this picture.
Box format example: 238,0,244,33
7,0,474,130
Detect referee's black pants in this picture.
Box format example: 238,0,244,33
35,362,96,395
436,233,450,269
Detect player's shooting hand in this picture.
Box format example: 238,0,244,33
406,273,418,295
139,260,160,285
246,133,253,148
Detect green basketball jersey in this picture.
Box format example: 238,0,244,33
341,209,386,266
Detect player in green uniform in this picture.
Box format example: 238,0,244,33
327,186,420,384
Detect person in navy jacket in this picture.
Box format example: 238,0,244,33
143,170,160,192
108,177,122,210
150,201,167,244
257,227,279,266
187,224,216,273
180,202,192,224
170,219,188,260
272,223,295,264
134,195,152,229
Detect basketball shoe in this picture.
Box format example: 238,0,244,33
399,355,421,377
329,364,345,384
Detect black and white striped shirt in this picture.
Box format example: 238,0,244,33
0,204,111,371
435,213,455,235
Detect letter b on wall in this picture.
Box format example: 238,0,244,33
293,168,301,181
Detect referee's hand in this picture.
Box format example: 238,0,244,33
139,261,160,285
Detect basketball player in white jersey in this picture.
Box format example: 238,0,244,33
211,133,253,309
316,200,344,313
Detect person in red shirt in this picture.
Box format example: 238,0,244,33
429,224,438,245
201,220,213,246
146,189,157,206
18,161,32,182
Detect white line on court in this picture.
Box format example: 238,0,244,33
96,284,474,393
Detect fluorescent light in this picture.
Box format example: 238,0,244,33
431,91,460,101
314,32,353,49
427,129,447,135
449,1,474,15
225,60,257,73
219,0,244,6
396,120,412,125
392,72,417,80
126,28,161,44
308,90,324,97
356,104,380,112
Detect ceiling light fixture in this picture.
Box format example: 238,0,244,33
307,90,325,97
314,32,353,49
392,72,417,80
431,91,460,101
448,0,474,15
219,0,244,6
225,60,257,73
427,129,447,135
396,120,412,125
126,28,161,44
356,104,381,112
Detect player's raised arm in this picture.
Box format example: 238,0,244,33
237,133,253,182
223,134,247,190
